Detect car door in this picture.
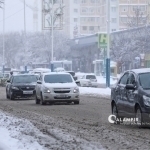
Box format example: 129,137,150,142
6,76,13,94
36,75,42,97
126,72,137,117
116,72,129,116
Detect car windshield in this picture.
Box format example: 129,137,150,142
139,73,150,89
86,75,96,79
44,74,73,83
13,75,37,83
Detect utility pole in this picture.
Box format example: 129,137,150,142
51,0,54,72
2,0,5,74
106,0,110,87
24,0,27,72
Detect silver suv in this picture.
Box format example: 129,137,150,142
35,72,80,105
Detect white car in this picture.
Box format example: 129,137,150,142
76,74,98,87
35,72,80,105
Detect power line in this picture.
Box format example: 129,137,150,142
0,8,24,22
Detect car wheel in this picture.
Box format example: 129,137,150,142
35,94,40,104
74,101,79,105
112,103,120,124
40,93,46,105
6,90,9,99
77,82,81,87
9,90,15,100
135,106,143,127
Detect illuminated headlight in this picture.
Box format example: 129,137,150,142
73,87,79,93
11,86,19,90
43,87,51,93
143,95,150,107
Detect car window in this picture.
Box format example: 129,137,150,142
119,73,129,85
86,75,96,79
139,73,150,89
127,73,136,85
12,75,37,83
44,74,73,83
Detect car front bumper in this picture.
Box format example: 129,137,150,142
12,90,36,98
42,92,80,101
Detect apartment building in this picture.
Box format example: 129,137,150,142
119,0,148,30
32,0,149,38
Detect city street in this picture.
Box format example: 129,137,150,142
0,87,150,149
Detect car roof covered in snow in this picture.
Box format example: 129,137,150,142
126,68,150,74
42,72,71,76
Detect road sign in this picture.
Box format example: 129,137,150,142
42,0,63,30
98,33,107,48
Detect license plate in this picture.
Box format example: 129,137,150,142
56,95,67,98
23,91,33,94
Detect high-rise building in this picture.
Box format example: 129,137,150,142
32,0,149,38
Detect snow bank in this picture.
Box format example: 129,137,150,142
0,111,45,150
79,87,111,99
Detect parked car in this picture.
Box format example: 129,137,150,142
111,68,150,126
66,71,77,81
6,74,38,100
76,73,98,87
35,72,80,105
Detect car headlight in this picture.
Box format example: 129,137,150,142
43,87,51,93
143,95,150,107
73,87,79,93
11,86,19,90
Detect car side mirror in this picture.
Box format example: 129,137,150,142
37,80,42,84
75,81,80,84
125,84,135,90
7,80,10,83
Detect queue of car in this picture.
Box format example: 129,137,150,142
5,70,80,105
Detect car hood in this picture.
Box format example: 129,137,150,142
44,82,77,88
12,83,36,86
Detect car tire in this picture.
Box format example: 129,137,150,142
112,103,120,124
135,106,143,127
6,90,9,99
74,101,79,105
35,95,40,104
40,93,46,105
77,82,81,87
9,90,15,100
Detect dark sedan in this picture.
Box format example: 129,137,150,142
111,68,150,126
6,74,38,100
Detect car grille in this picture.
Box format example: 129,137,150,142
54,96,71,99
54,88,71,93
20,86,35,91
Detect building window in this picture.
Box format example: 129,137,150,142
82,26,87,30
120,17,128,23
82,0,87,3
74,0,78,3
81,17,87,22
89,8,95,13
89,26,94,30
111,6,116,12
96,0,100,3
121,6,128,12
82,8,88,13
74,9,78,13
74,18,78,22
112,29,116,32
91,0,95,3
139,6,146,12
111,18,117,23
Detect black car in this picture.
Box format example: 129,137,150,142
6,74,38,100
65,71,77,81
111,68,150,125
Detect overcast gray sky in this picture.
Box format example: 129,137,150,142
0,0,38,33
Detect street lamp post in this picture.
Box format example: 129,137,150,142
2,0,5,74
50,0,54,72
106,0,110,87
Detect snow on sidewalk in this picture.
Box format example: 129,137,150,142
0,111,105,150
79,87,111,99
0,112,45,150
